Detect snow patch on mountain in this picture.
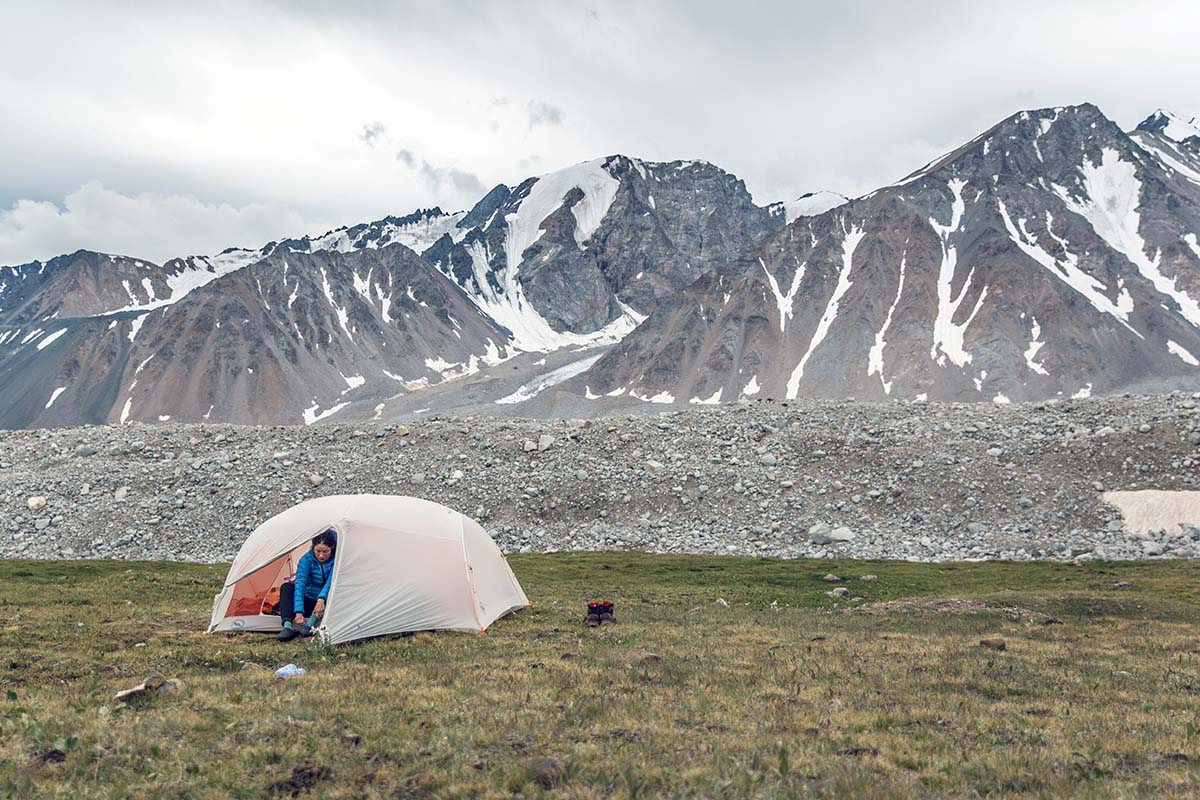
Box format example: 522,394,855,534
451,159,629,354
1186,234,1200,260
1168,340,1200,366
1024,317,1049,375
1054,148,1200,328
1146,110,1200,143
34,328,67,351
460,233,643,352
770,191,849,223
495,351,605,405
302,400,350,425
505,159,619,270
689,389,722,405
45,386,66,409
929,180,987,369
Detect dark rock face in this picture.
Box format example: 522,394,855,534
577,104,1200,404
423,155,782,339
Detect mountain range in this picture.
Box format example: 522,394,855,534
1,104,1198,428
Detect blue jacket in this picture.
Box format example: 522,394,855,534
293,545,335,614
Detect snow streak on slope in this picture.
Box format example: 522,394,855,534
1054,148,1200,328
462,240,647,351
1187,234,1200,261
760,258,805,333
867,253,906,394
45,386,66,409
998,202,1138,334
1168,340,1200,366
494,352,606,404
1024,317,1049,375
1132,134,1200,186
929,180,987,368
786,225,865,398
34,328,67,350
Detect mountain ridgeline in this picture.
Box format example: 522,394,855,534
1,104,1199,428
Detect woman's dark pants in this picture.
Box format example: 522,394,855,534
278,582,317,626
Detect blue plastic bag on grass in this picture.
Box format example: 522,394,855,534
275,663,306,677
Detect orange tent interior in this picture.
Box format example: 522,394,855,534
223,543,310,619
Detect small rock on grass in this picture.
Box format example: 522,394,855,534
114,671,184,701
822,574,842,582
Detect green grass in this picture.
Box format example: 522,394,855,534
3,554,1200,798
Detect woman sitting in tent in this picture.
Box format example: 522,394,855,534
277,529,337,641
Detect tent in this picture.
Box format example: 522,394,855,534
208,494,529,644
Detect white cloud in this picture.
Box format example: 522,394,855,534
0,182,322,264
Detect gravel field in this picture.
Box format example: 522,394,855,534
4,394,1200,563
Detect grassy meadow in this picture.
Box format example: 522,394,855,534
3,554,1200,798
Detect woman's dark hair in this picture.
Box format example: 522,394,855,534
311,529,337,556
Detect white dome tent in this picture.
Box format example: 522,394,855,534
208,494,529,645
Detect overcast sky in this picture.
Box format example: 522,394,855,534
1,0,1198,264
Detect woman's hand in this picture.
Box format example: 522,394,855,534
293,612,306,626
314,599,326,619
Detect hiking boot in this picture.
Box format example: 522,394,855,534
599,601,616,624
298,624,315,637
277,625,299,642
586,602,601,627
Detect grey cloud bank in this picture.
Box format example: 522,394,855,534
1,0,1198,264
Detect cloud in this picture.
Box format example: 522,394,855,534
393,147,486,195
359,122,387,148
0,182,319,264
3,1,1200,259
527,100,565,129
417,162,486,195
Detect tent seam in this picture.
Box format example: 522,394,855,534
461,515,485,632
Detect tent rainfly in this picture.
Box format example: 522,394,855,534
208,494,529,645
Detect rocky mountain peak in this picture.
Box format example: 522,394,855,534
1136,109,1200,143
892,103,1136,192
